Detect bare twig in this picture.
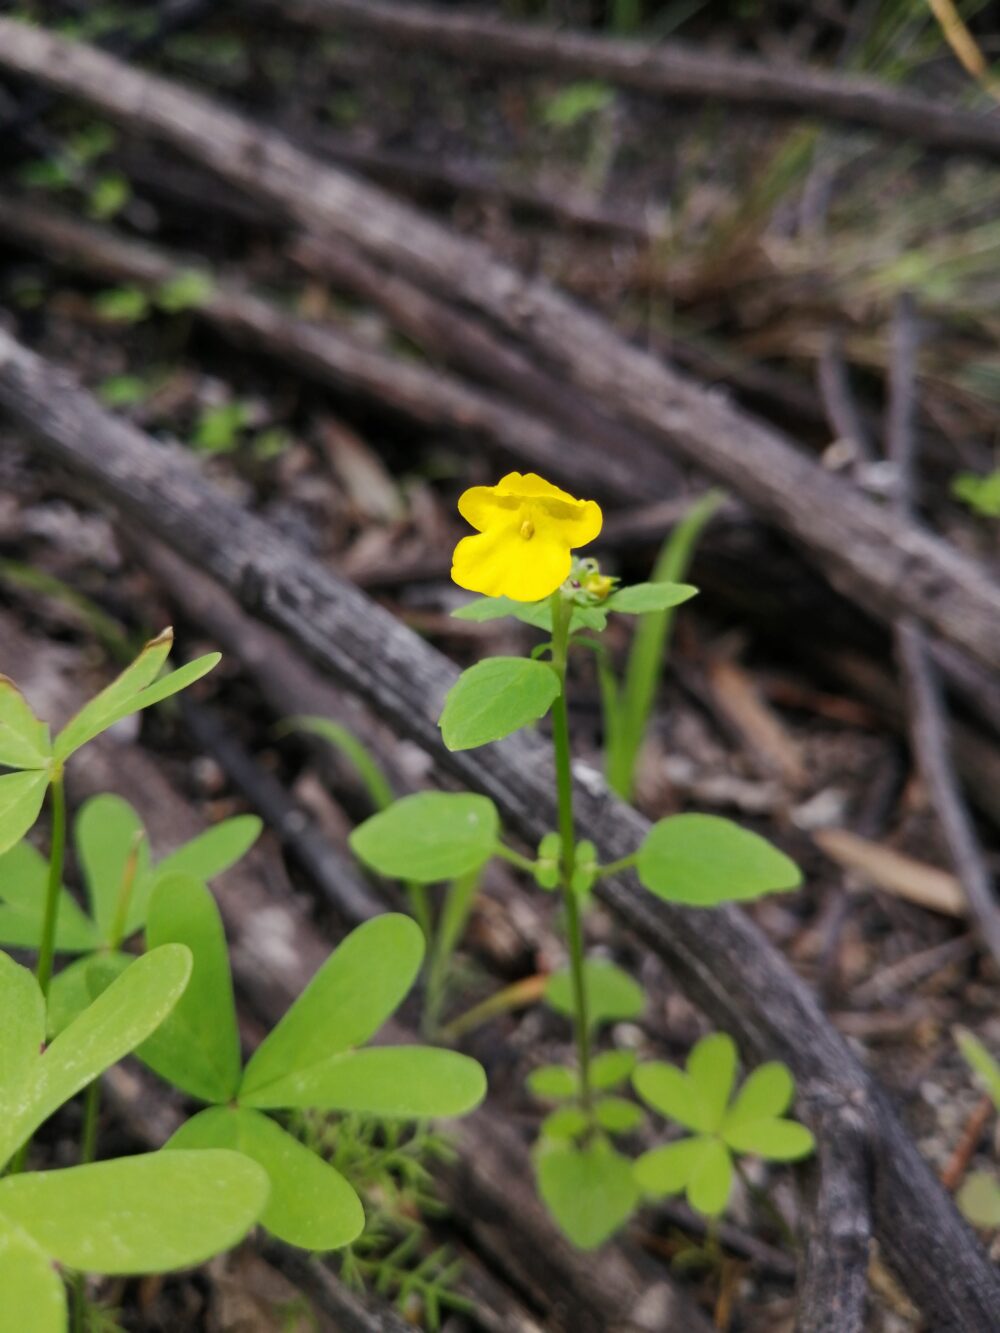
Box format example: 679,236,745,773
264,0,1000,164
886,293,1000,973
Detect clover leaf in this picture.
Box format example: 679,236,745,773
633,1033,814,1217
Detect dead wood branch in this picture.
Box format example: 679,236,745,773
268,0,1000,163
797,1096,872,1333
1,25,998,672
0,195,662,504
886,293,1000,971
3,335,999,1330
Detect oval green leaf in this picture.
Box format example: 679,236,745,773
349,793,498,884
167,1106,363,1251
607,582,698,615
0,1150,268,1274
0,1215,65,1333
637,814,801,906
0,676,50,770
241,1045,486,1119
535,1139,638,1250
141,875,242,1103
0,771,49,858
241,915,424,1101
440,657,560,751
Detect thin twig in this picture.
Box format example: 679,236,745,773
886,292,1000,974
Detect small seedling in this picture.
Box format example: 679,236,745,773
0,948,269,1329
351,472,806,1248
954,1027,1000,1226
633,1033,815,1218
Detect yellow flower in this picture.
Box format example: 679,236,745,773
451,472,602,603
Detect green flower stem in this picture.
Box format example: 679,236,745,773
494,842,538,874
35,769,66,1000
549,592,592,1111
595,852,638,879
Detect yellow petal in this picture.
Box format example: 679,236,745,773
495,472,579,505
550,496,602,548
451,525,571,602
457,484,519,533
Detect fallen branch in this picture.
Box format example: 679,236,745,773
1,23,998,671
797,1096,872,1333
886,293,1000,971
269,0,1000,163
0,195,662,504
2,332,998,1329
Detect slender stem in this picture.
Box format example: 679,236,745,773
494,841,538,874
549,593,592,1110
107,830,144,952
80,1081,100,1164
35,769,66,1000
595,852,638,879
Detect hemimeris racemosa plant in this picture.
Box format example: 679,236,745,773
352,472,815,1248
0,630,486,1327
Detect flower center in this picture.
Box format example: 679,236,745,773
519,517,535,541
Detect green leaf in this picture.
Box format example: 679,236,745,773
92,285,149,324
958,1171,1000,1228
153,815,262,887
687,1033,737,1133
594,1096,643,1134
637,814,801,906
46,956,98,1038
240,1045,486,1119
98,374,148,408
590,1050,636,1091
0,1215,66,1333
140,875,242,1103
76,794,150,944
722,1118,814,1161
241,915,424,1102
541,1106,589,1140
282,716,393,812
440,657,560,751
0,945,192,1168
527,1065,578,1101
545,960,644,1030
0,1150,268,1274
0,952,46,1106
167,1106,363,1251
349,793,498,883
193,402,250,453
634,1138,709,1197
156,269,214,313
606,583,698,615
724,1062,794,1127
687,1138,733,1216
0,842,100,952
535,1139,638,1249
54,627,173,760
956,1028,1000,1111
632,1062,707,1132
541,81,614,129
0,771,49,856
0,676,50,769
88,172,130,220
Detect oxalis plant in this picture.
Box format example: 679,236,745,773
350,472,814,1248
0,628,486,1326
